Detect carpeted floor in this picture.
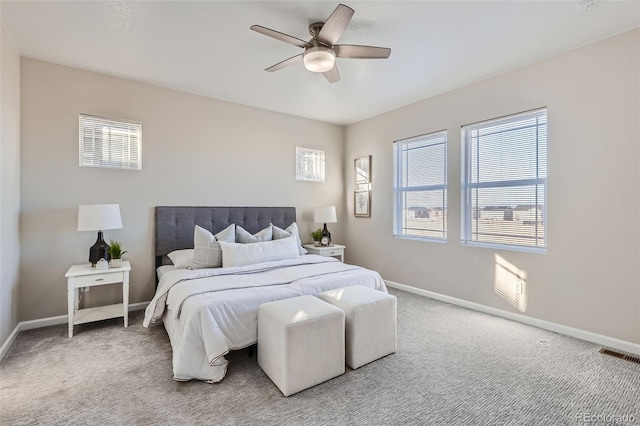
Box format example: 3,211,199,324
1,288,638,425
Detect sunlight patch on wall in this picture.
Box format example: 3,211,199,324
494,254,528,312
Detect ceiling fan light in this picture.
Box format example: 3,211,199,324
303,46,336,73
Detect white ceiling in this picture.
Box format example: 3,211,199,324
2,1,638,125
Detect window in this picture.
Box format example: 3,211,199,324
296,147,325,182
394,130,447,241
461,108,547,252
79,114,142,170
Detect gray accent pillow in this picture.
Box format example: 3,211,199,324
236,225,272,243
272,222,308,255
191,224,236,269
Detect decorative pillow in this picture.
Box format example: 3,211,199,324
191,224,236,269
272,222,308,255
219,237,300,268
167,249,194,269
236,225,273,243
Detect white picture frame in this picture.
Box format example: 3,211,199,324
354,155,371,184
354,190,370,217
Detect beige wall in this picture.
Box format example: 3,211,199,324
0,19,21,343
14,29,640,346
344,29,640,344
19,58,345,321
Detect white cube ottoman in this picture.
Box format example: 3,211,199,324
257,295,345,397
318,286,397,369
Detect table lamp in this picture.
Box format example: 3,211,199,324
314,206,337,246
77,204,123,267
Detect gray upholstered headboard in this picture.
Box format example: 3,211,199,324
155,206,297,271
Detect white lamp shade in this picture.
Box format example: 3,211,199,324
314,206,337,224
77,204,123,231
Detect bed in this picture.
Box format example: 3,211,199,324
144,206,387,383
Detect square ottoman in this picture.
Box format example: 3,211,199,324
318,285,397,369
258,295,345,396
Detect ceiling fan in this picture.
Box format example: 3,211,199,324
250,4,391,83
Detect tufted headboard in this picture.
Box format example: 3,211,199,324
155,206,297,272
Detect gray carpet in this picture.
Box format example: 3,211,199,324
1,288,638,425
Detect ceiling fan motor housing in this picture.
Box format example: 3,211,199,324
309,22,325,39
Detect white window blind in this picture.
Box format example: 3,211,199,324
461,108,547,252
79,114,142,170
394,130,447,241
296,147,325,182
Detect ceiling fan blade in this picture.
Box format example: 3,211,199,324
323,65,341,84
317,4,354,46
250,25,311,49
265,54,303,72
334,45,391,59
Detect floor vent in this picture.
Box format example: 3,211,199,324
599,348,640,364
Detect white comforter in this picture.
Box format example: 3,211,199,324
144,255,387,383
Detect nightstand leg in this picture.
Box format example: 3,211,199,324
67,288,75,338
123,279,129,328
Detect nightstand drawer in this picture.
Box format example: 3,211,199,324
74,272,123,287
302,244,346,262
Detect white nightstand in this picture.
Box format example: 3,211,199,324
65,261,131,338
303,244,346,262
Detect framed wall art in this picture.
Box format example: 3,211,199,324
354,190,370,217
354,155,371,185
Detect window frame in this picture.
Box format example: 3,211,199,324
393,130,448,242
460,108,547,253
295,146,325,182
79,113,142,171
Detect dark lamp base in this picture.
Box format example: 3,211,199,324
322,223,332,244
89,231,111,267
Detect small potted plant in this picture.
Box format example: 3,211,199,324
310,228,323,246
108,240,127,268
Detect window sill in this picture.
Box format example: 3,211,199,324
393,234,447,244
461,241,546,254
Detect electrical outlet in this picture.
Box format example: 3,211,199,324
514,281,523,295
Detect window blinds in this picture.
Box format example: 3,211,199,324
296,147,325,182
394,130,448,240
79,114,142,170
461,108,547,251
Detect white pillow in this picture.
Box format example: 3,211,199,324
191,224,236,269
236,225,272,243
272,222,308,255
167,249,194,269
219,237,300,268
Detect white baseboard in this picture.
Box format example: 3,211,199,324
0,323,21,362
19,314,69,331
385,280,640,356
0,302,149,362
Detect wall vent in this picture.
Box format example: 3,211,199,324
599,348,640,364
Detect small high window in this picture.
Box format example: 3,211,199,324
296,147,325,182
79,114,142,170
